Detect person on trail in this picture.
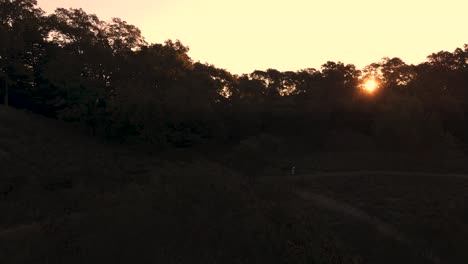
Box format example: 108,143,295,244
291,166,296,175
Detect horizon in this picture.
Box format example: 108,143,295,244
38,0,468,74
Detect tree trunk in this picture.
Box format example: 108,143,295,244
4,81,8,106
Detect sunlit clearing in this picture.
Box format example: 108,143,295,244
362,78,378,93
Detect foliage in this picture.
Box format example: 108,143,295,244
1,0,468,151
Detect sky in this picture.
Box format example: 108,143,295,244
37,0,468,75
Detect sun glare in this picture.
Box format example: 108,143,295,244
362,78,378,93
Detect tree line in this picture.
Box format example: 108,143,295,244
1,0,468,150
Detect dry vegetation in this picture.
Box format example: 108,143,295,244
2,107,468,263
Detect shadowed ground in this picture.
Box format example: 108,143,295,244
1,107,468,263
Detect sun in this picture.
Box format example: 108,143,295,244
362,78,379,93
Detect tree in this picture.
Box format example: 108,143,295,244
319,61,360,109
44,8,119,131
0,0,45,107
104,17,146,55
362,57,415,96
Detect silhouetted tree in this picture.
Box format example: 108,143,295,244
2,0,468,150
0,0,45,107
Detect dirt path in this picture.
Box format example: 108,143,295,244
295,189,442,264
296,190,412,244
306,170,468,179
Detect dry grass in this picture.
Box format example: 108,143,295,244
1,106,468,263
266,171,468,263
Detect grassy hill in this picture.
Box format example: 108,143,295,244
1,106,468,263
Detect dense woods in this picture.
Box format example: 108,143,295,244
1,0,468,152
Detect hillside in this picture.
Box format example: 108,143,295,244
1,106,468,264
0,106,278,263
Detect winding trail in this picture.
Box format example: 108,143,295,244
292,170,468,180
296,190,412,245
289,170,468,264
295,189,442,263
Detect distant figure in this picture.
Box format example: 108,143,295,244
291,166,296,175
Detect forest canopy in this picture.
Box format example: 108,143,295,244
1,0,468,150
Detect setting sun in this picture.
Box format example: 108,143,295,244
362,78,379,93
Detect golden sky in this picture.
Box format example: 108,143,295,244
38,0,468,74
